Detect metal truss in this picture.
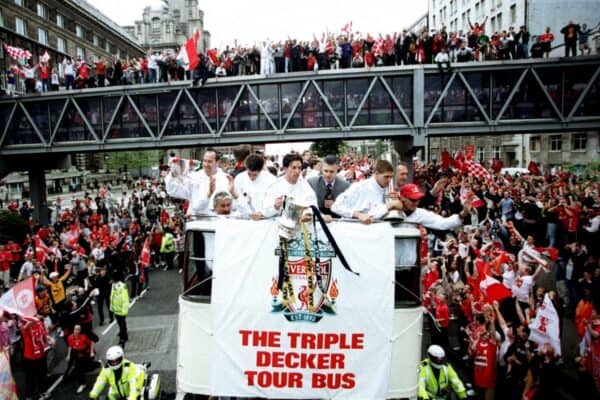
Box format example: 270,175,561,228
0,57,599,155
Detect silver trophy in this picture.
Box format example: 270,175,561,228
277,197,308,239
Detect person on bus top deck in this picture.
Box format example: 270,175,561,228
262,153,318,221
331,159,403,224
164,149,229,216
332,160,471,229
233,154,276,220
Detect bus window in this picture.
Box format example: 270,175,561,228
394,236,421,308
183,230,214,301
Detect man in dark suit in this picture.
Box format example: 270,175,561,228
308,155,350,221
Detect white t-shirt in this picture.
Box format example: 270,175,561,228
511,274,534,303
234,170,276,212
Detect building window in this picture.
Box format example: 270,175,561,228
481,0,486,13
38,28,48,45
491,17,496,32
76,47,85,60
572,134,587,151
550,135,562,152
15,17,27,36
93,35,99,46
105,41,111,52
475,3,480,18
37,2,46,18
510,5,517,24
57,37,66,52
477,147,486,162
151,17,161,34
0,9,4,27
14,0,23,6
530,136,541,152
497,13,502,30
56,13,64,28
76,25,83,38
493,146,501,159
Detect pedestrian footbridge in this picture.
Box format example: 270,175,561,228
0,57,599,156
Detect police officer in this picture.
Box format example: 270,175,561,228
418,345,467,400
110,274,130,349
89,345,145,400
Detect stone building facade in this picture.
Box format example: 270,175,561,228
0,0,144,74
122,0,210,54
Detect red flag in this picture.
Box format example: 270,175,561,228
0,277,36,317
534,247,559,261
185,35,200,70
480,275,512,304
0,351,18,400
528,161,541,176
207,49,219,65
441,151,454,169
491,158,503,174
140,239,151,268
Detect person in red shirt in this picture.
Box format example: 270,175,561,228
20,315,50,399
306,52,317,71
433,293,450,350
470,328,497,399
0,245,11,291
95,57,107,87
540,27,555,58
66,324,96,393
38,61,51,92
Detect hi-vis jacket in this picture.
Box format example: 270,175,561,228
110,282,130,317
89,360,144,400
418,359,467,400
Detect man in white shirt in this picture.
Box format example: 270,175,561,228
331,159,402,224
262,153,317,220
333,159,471,230
165,149,229,216
233,154,276,219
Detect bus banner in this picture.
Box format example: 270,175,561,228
209,219,395,398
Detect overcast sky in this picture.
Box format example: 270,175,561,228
90,0,428,47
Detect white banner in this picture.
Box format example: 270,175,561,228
210,219,395,399
529,293,561,356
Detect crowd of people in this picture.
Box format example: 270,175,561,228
0,143,598,399
3,18,599,96
0,178,185,398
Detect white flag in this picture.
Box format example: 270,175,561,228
528,294,561,356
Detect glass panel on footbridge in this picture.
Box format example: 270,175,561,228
217,86,241,131
317,80,345,126
3,105,40,145
281,82,303,129
74,97,103,139
222,87,258,132
578,71,600,116
491,69,524,120
193,87,217,131
563,65,599,117
463,72,491,116
347,78,369,125
296,83,338,129
54,101,95,142
23,101,51,142
498,70,559,120
163,92,208,136
427,74,486,123
250,84,280,130
389,76,413,123
105,97,148,139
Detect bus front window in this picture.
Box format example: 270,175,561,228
183,230,214,300
394,236,421,307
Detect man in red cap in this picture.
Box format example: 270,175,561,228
397,183,472,230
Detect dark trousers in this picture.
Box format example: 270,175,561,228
163,252,174,270
97,294,113,324
68,355,94,384
115,315,128,343
97,74,105,87
24,356,47,398
565,40,577,57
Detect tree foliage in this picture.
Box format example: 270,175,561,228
0,211,29,245
309,140,347,157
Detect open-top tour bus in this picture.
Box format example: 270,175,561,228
176,217,423,400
